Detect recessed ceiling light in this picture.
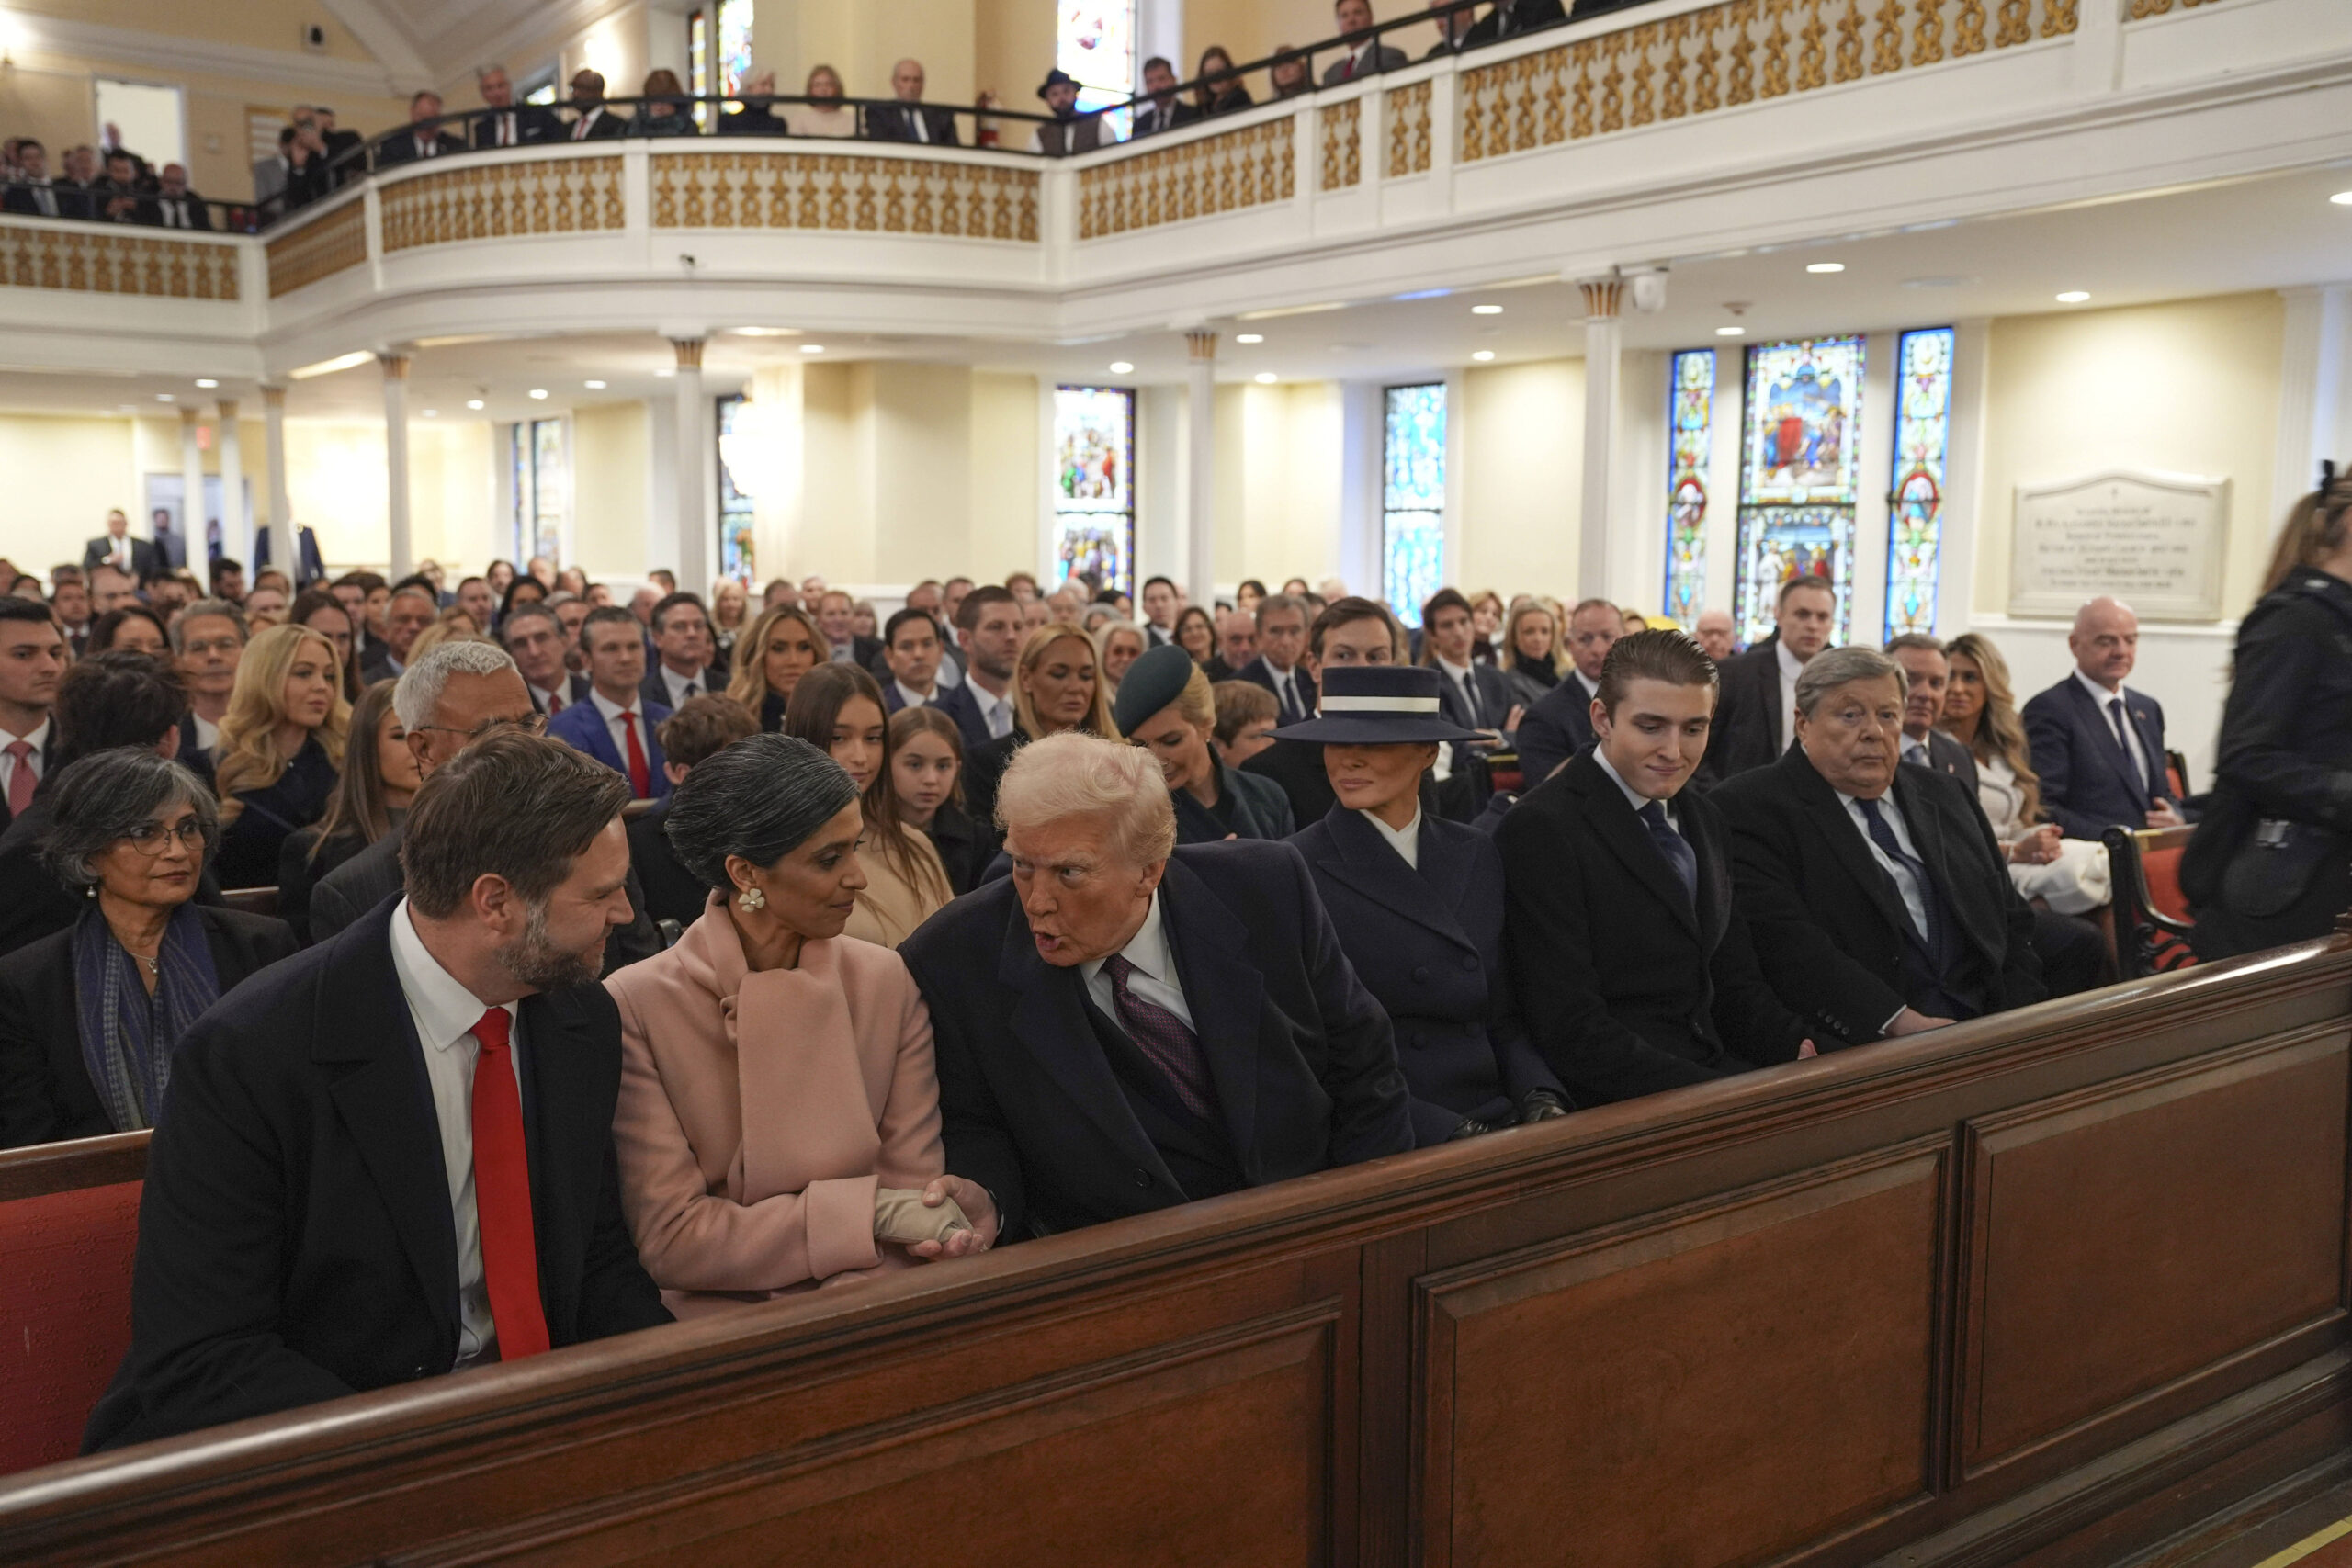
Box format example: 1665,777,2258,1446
466,399,485,410
1471,350,1496,362
288,350,375,380
2332,191,2352,206
2055,290,2091,303
1235,333,1264,344
1108,361,1134,374
155,393,175,402
653,368,675,378
1806,262,1845,274
528,388,549,400
195,378,219,389
1253,372,1278,384
800,344,826,355
1470,304,1503,316
729,326,803,337
1716,326,1746,337
422,409,439,417
583,379,606,389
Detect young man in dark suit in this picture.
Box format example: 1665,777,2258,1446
1704,575,1838,784
1421,588,1515,760
1511,596,1622,787
85,733,670,1450
1713,646,2045,1048
82,508,160,581
548,607,673,801
2021,595,2186,839
0,597,63,839
1886,634,1979,790
375,90,467,165
900,732,1412,1241
1499,629,1814,1104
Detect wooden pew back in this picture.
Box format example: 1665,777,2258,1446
0,1134,148,1477
0,942,2346,1567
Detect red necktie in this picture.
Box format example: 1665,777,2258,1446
6,740,33,816
620,710,651,798
468,1008,549,1360
546,689,564,715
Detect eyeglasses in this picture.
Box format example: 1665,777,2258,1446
124,818,205,856
408,713,548,742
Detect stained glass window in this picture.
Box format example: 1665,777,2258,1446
1662,349,1714,630
1384,383,1446,627
1884,326,1955,640
1053,386,1136,595
510,418,568,566
1735,334,1865,646
716,392,755,585
716,0,753,96
1059,1,1136,138
688,10,707,130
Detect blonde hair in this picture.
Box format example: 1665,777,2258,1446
1170,662,1216,731
213,624,351,824
2261,478,2352,598
1502,597,1565,677
997,731,1176,866
1012,624,1119,741
1946,631,2042,827
727,604,825,711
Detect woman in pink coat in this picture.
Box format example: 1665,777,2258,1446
605,734,998,1315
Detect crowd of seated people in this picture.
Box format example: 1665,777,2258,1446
4,469,2346,1455
0,139,227,228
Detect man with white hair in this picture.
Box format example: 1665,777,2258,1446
2020,595,2187,838
899,732,1413,1240
471,63,559,149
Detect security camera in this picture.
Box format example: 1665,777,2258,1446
300,22,328,52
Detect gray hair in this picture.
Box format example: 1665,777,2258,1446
545,590,581,607
663,733,861,893
167,598,247,653
1255,592,1306,630
39,750,219,890
1883,632,1945,658
499,602,560,641
1793,645,1907,719
392,639,519,728
997,731,1176,867
477,62,511,83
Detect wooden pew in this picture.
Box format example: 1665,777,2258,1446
1,937,2347,1567
0,1134,148,1476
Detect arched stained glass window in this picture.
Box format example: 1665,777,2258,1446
1384,383,1446,626
716,392,756,585
716,0,754,96
1662,349,1714,629
1054,386,1136,594
1735,334,1866,646
1884,326,1955,640
1060,2,1137,136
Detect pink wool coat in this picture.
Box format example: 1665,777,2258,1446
605,895,945,1315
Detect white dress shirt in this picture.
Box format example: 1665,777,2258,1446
1266,662,1305,718
1573,669,1600,704
1436,655,1483,728
388,898,521,1368
1081,891,1195,1032
1362,806,1421,870
571,107,607,141
530,679,570,716
892,679,933,710
1837,787,1930,942
2073,668,2152,790
0,718,49,797
657,663,706,709
189,713,220,754
589,687,649,763
1775,641,1805,755
1592,744,1682,840
154,195,197,228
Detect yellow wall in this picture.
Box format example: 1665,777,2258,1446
744,0,976,104
974,0,1057,106
1977,291,2286,619
1460,357,1583,600
0,412,139,571
1210,379,1343,587
571,401,650,578
970,370,1039,580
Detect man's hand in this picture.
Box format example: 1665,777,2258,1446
2145,801,2185,829
1502,704,1526,733
1797,1039,1819,1059
2008,823,2063,865
908,1176,998,1258
1886,1008,1955,1037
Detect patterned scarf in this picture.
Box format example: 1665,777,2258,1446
71,900,222,1134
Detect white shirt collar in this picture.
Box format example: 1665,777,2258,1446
894,678,932,708
0,717,51,751
1082,888,1173,991
659,663,702,705
1590,744,1668,818
2073,667,2123,704
1436,654,1471,680
388,897,514,1053
1775,640,1805,682
589,686,638,723
1573,669,1600,700
1362,806,1421,869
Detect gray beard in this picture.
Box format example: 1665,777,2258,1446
495,899,603,992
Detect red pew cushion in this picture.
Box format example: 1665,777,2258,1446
0,1179,141,1475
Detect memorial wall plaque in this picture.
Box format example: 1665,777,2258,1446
2009,468,2229,621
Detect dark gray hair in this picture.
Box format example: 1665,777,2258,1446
39,750,220,890
664,733,860,892
167,598,246,653
1794,645,1906,718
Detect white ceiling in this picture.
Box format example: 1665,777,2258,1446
3,161,2346,423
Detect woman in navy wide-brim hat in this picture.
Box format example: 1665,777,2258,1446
1280,666,1572,1145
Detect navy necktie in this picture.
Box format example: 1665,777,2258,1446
1857,796,1939,952
2108,697,2152,807
1638,800,1698,912
1103,953,1218,1119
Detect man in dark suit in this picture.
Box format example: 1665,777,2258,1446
375,90,466,165
501,604,593,717
1322,0,1410,82
638,592,729,713
140,164,211,231
1425,2,1479,57
878,606,950,713
83,509,159,581
812,589,883,672
0,598,65,840
1422,588,1515,739
85,732,671,1450
1714,647,2045,1047
865,58,962,145
254,521,327,587
470,64,560,150
1500,630,1813,1104
549,607,672,802
2021,595,2186,839
1245,597,1402,828
564,71,631,141
1129,57,1202,137
1704,574,1837,784
1234,593,1317,727
935,587,1023,752
1513,596,1623,788
1,140,89,219
900,732,1413,1240
1464,0,1571,44
361,581,438,682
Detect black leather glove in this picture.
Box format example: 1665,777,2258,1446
1517,1088,1571,1124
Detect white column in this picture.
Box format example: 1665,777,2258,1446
1577,276,1624,602
178,406,206,567
1185,330,1217,607
2276,286,2352,531
261,385,292,566
380,353,413,578
216,398,245,571
671,339,711,592
1337,380,1383,598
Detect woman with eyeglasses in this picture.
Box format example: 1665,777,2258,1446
0,749,298,1148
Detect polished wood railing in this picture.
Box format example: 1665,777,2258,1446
0,934,2346,1566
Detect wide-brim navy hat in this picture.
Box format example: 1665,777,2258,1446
1037,68,1080,100
1271,665,1484,744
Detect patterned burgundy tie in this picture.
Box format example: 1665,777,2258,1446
1103,953,1218,1119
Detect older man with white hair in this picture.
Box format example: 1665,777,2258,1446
2021,595,2187,838
899,731,1413,1240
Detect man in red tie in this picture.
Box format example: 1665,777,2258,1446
501,602,589,716
1320,0,1408,84
86,732,671,1450
546,606,673,801
0,600,64,835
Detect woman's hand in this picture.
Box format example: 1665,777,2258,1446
2007,823,2062,866
907,1175,998,1258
